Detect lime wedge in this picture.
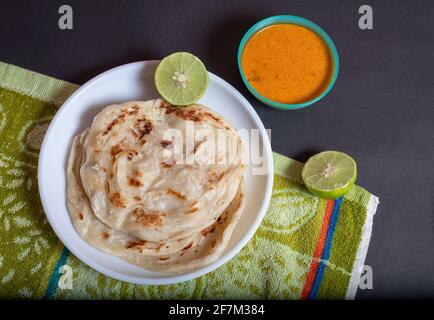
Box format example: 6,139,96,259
154,52,208,106
301,151,357,199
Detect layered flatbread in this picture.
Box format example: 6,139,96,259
67,99,245,272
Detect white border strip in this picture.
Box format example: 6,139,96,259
345,195,379,299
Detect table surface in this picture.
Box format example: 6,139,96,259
1,0,433,299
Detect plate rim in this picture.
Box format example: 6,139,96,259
38,60,274,285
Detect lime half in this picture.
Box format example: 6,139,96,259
154,52,208,106
301,151,357,199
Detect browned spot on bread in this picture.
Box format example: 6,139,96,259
133,196,141,202
167,188,186,200
186,207,199,214
204,111,222,123
161,140,172,148
128,177,143,187
183,242,194,251
160,160,175,169
159,256,170,261
103,110,129,135
129,129,138,138
128,108,139,115
133,208,165,228
102,232,110,239
78,212,84,220
209,171,224,183
160,101,170,108
186,200,199,214
127,240,146,251
111,144,123,156
140,139,147,145
103,118,119,135
201,226,216,237
127,150,138,160
161,103,203,122
135,117,153,139
132,169,142,177
211,239,218,248
193,139,207,154
218,214,230,225
110,193,126,208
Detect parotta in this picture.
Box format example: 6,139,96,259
66,99,245,272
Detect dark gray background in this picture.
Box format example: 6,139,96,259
1,0,433,299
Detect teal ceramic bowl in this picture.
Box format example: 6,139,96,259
237,15,339,110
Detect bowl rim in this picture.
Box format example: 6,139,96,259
237,15,340,110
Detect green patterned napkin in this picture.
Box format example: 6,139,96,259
0,62,379,299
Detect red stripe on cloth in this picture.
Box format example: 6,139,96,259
300,199,335,300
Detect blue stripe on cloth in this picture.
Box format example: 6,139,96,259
43,246,70,299
308,197,343,300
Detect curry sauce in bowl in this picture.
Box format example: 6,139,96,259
238,15,339,110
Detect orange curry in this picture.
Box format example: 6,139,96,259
241,24,333,104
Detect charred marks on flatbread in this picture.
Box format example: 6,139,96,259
160,102,202,122
127,240,147,251
129,129,138,138
203,111,224,125
78,212,84,220
111,146,138,161
211,239,219,248
185,200,198,214
186,207,199,214
166,188,186,200
126,150,138,161
160,162,173,169
103,118,120,135
179,242,194,256
208,171,224,183
161,140,172,148
128,177,143,187
102,232,110,239
127,105,139,115
183,242,193,251
158,256,170,261
109,192,126,208
128,170,143,187
103,109,130,135
135,117,153,139
132,169,142,177
111,144,123,157
132,208,165,228
160,158,175,169
193,138,206,154
216,215,228,225
201,225,216,237
160,101,228,127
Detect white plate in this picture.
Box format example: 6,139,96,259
38,61,273,285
